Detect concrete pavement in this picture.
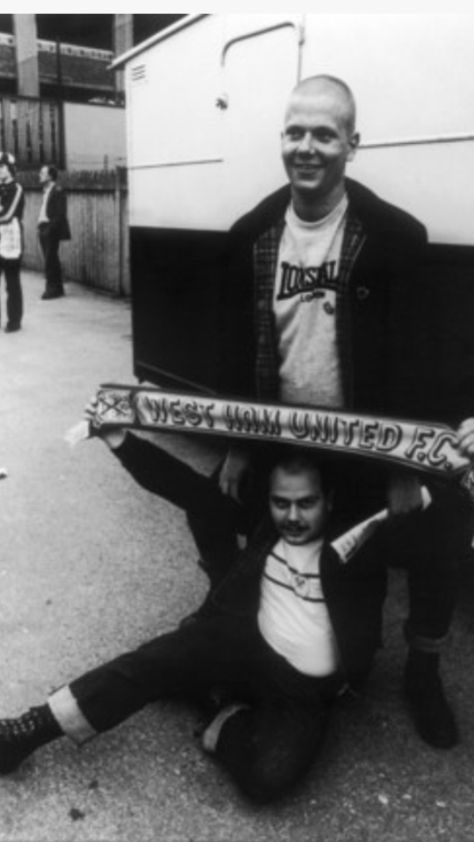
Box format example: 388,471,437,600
0,270,473,841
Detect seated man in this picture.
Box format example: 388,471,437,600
0,438,389,804
108,419,474,755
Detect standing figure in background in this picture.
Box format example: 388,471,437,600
0,152,24,333
38,164,71,300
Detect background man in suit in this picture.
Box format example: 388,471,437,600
38,164,71,300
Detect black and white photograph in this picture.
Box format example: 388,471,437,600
0,7,473,841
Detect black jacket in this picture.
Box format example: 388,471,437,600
115,433,387,690
42,184,71,241
0,180,24,223
205,513,386,689
219,178,472,425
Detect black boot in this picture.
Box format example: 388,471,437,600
404,649,458,749
0,705,62,773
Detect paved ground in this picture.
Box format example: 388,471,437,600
0,270,473,841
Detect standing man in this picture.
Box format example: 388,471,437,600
0,152,24,332
38,164,70,300
213,75,474,750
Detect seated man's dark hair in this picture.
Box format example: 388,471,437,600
263,444,334,495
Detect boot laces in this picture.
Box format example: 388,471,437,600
0,710,39,741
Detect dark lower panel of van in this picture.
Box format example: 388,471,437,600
130,228,474,419
402,243,474,422
130,226,227,394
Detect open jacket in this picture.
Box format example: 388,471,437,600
42,184,71,241
206,513,386,690
114,433,387,691
218,178,472,425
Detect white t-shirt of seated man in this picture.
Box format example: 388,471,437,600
258,537,339,677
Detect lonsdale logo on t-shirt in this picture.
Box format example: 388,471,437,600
276,259,339,301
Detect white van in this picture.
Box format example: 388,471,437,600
113,13,474,394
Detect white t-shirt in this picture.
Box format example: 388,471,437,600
38,183,54,224
274,194,348,407
257,538,339,677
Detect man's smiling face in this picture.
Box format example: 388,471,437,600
281,84,359,210
269,462,332,545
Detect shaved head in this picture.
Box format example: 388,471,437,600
281,74,359,219
285,75,357,135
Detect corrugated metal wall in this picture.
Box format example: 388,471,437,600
20,168,130,296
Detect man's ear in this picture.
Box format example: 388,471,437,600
347,132,360,162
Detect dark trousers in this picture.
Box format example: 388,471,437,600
39,227,63,295
70,615,341,802
0,257,22,328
